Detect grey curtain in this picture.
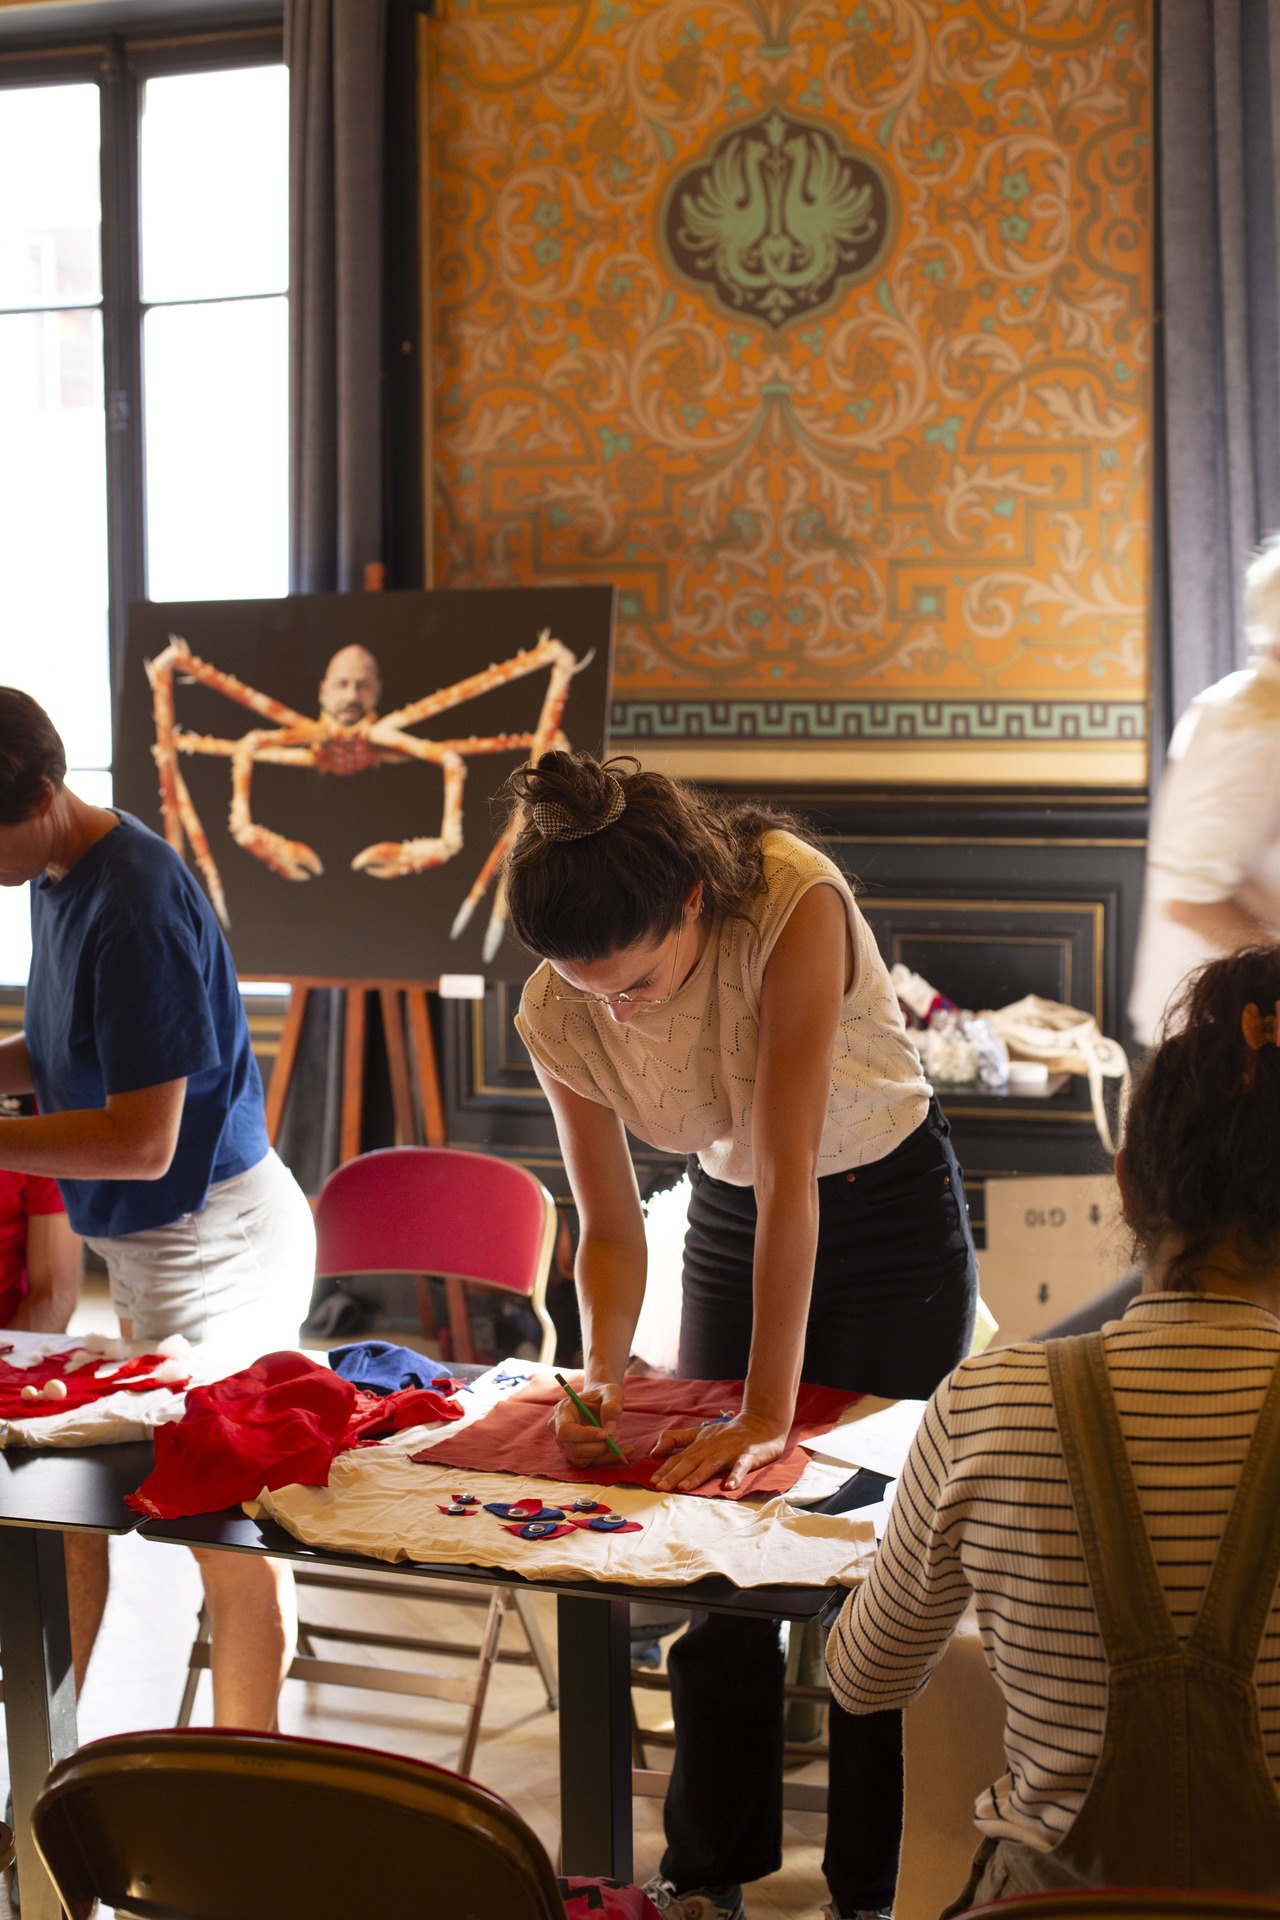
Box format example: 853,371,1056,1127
1160,0,1280,731
280,0,388,1195
287,0,388,594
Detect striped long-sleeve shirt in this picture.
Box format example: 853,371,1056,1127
826,1292,1280,1854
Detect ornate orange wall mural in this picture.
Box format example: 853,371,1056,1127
425,0,1151,782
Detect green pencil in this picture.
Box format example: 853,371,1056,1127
554,1370,627,1462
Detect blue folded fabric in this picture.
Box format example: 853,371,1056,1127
327,1341,456,1396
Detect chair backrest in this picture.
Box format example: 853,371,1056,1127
959,1894,1280,1920
33,1728,568,1920
314,1146,557,1299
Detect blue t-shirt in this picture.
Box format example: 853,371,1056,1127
24,812,269,1239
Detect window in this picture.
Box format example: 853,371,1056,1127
0,32,286,983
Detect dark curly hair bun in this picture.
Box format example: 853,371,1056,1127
1124,946,1280,1287
501,749,815,964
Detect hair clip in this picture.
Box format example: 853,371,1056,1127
1241,1000,1280,1088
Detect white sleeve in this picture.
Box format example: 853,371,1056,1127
1148,687,1280,903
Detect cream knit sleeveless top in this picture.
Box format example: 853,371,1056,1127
515,830,930,1185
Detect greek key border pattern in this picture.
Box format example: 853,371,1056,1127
610,700,1148,744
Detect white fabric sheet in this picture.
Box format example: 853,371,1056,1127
254,1450,878,1590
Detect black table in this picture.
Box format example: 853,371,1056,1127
0,1442,153,1920
139,1505,833,1882
0,1443,850,1900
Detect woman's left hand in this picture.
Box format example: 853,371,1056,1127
648,1410,790,1493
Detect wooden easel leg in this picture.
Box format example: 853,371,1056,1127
263,985,310,1147
380,988,417,1145
406,987,447,1148
341,987,367,1164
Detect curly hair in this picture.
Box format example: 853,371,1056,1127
1123,946,1280,1287
501,751,817,963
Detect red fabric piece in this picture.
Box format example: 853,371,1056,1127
558,1878,663,1919
126,1356,468,1520
0,1347,189,1421
127,1351,355,1519
416,1377,858,1500
344,1384,465,1445
0,1170,67,1326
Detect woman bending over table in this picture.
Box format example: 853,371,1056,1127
0,688,315,1727
829,947,1280,1903
506,750,978,1920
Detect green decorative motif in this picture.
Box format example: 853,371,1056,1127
662,108,892,329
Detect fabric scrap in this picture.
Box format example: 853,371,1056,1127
127,1354,467,1520
415,1375,858,1500
558,1879,662,1920
128,1351,356,1519
0,1344,190,1420
328,1340,460,1397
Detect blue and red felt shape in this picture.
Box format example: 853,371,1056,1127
570,1513,643,1534
484,1499,565,1523
437,1502,480,1516
505,1519,576,1541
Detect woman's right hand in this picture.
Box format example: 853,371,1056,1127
549,1379,627,1467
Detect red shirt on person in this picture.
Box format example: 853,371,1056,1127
0,1168,67,1325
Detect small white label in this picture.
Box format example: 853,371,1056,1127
438,973,487,1000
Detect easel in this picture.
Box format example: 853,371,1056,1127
261,975,475,1359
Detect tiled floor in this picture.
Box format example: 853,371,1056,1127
0,1286,829,1918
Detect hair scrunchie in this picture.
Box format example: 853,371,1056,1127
532,773,626,842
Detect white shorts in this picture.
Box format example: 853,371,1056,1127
85,1150,316,1365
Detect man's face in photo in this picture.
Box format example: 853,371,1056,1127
319,645,382,726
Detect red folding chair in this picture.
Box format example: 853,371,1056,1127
314,1145,559,1367
177,1148,561,1773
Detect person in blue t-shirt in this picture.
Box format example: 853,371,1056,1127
0,688,315,1729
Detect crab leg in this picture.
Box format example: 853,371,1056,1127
170,759,231,929
446,728,570,944
477,657,579,961
227,728,326,883
350,738,468,878
147,636,312,731
372,631,587,734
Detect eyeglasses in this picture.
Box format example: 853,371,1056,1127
551,919,684,1009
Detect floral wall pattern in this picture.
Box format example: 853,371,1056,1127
425,0,1151,781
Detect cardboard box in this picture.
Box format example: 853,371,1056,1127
980,1174,1131,1344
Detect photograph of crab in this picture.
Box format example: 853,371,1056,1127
115,586,615,980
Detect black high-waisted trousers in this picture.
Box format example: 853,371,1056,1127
660,1098,978,1912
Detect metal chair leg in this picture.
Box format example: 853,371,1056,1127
456,1588,510,1778
175,1604,210,1727
513,1590,558,1710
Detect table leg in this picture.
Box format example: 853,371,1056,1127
0,1527,78,1920
557,1593,633,1881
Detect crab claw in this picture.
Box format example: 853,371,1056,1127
352,838,453,879
233,825,324,882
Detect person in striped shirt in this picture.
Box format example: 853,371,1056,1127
828,946,1280,1903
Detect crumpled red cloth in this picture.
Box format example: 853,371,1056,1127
127,1351,464,1519
0,1346,190,1420
416,1376,858,1500
558,1879,662,1918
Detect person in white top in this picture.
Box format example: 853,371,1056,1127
505,751,978,1920
1130,535,1280,1044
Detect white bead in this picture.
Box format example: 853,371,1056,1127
42,1378,68,1402
20,1384,39,1402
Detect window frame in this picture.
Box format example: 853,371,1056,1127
0,14,285,706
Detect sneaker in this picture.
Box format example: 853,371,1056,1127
644,1874,746,1920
